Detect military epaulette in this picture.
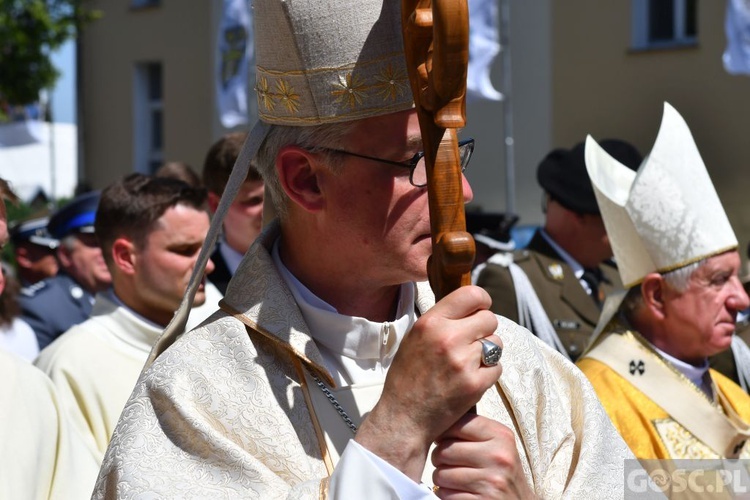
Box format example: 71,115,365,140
20,280,48,298
484,249,527,269
485,250,515,268
513,249,531,263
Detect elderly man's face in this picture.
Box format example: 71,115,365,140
58,233,112,293
662,251,749,363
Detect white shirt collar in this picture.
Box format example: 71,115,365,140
109,289,164,329
219,238,245,275
540,229,603,296
540,229,584,279
271,238,416,386
653,344,712,399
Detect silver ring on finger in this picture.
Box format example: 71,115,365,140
479,338,502,367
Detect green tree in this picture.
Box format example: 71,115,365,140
0,0,97,112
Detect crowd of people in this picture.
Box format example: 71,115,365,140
0,131,264,499
3,0,750,498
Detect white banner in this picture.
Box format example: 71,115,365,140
723,0,750,75
467,0,503,101
217,0,252,128
0,104,44,146
0,122,78,201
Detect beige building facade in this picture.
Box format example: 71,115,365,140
80,0,750,253
80,0,224,189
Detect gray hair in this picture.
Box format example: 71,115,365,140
620,259,706,323
59,234,79,252
662,259,705,293
255,122,356,219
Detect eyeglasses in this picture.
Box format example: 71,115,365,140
315,138,475,188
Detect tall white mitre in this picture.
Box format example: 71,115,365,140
584,102,737,288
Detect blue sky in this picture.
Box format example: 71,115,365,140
50,40,76,124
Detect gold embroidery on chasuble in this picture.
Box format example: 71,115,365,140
653,418,750,459
653,419,721,459
581,330,750,459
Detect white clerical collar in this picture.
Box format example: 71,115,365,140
654,344,712,398
540,229,584,280
109,289,164,330
219,237,245,275
271,238,416,386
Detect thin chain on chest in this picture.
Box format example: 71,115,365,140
309,372,358,434
304,300,423,437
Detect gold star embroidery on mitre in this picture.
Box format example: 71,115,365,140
255,77,275,111
374,64,408,101
275,79,300,113
332,73,367,109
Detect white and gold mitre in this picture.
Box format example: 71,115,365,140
585,102,737,288
253,0,413,126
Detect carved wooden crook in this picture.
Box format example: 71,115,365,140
402,0,474,300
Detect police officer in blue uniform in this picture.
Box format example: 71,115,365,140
19,191,112,350
10,215,60,287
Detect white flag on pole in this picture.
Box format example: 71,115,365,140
723,0,750,75
467,0,503,101
217,0,252,128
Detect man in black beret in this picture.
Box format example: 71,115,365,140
475,139,642,361
19,191,112,350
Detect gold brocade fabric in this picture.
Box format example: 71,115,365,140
578,346,750,459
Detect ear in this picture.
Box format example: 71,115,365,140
276,146,325,213
111,238,137,275
207,191,221,214
571,210,588,226
641,273,667,319
56,245,72,267
14,247,32,268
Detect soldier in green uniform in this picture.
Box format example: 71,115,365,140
475,139,641,360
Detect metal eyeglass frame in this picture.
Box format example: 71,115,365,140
313,138,475,188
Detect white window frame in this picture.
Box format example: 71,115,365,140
631,0,698,50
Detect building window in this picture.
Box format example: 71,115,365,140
632,0,698,49
131,0,160,8
134,62,163,174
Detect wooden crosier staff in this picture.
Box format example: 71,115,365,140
401,0,474,300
